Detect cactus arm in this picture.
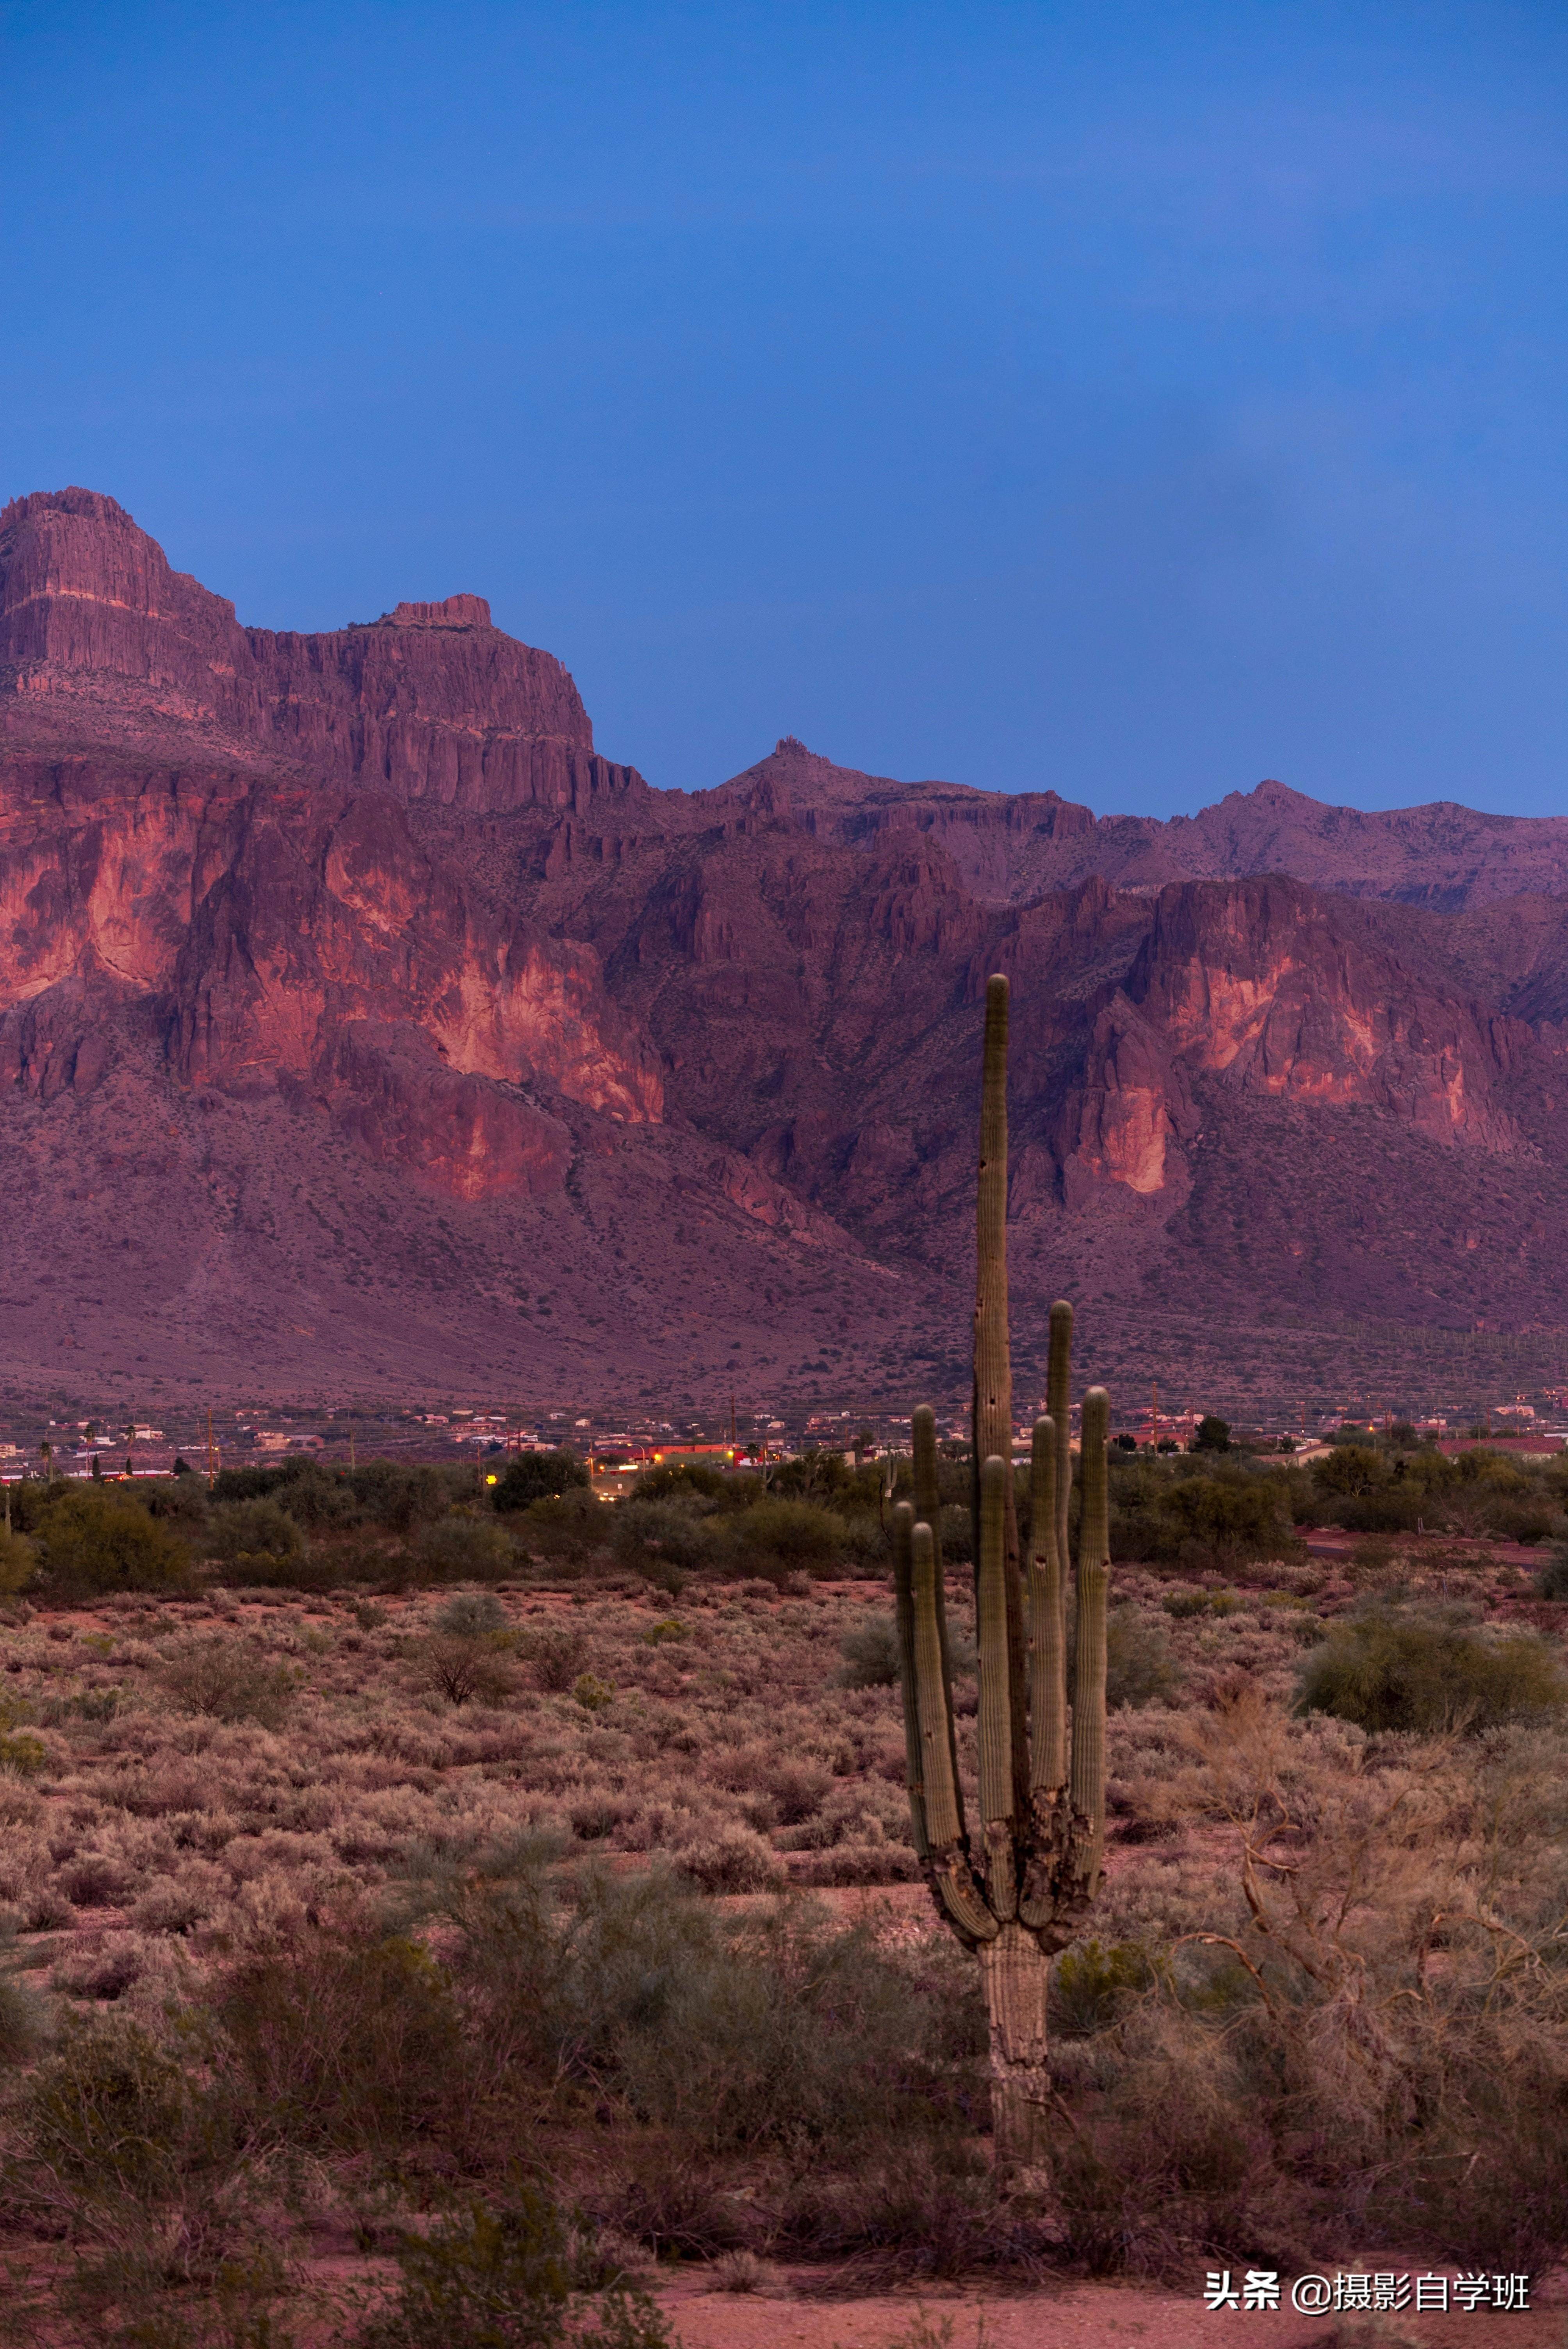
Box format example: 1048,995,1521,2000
912,1404,943,1536
1027,1416,1068,1797
912,1520,998,1943
1068,1385,1111,1895
891,1501,930,1862
972,976,1013,1539
976,1453,1018,1918
912,1402,965,1836
971,973,1030,1822
911,1520,963,1848
1047,1300,1073,1647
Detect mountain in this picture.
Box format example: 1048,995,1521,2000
4,487,1568,1420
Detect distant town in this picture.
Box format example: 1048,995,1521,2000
4,1388,1566,1489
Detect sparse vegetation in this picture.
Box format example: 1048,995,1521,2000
0,1382,1563,2339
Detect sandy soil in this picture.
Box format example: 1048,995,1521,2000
659,2266,1568,2347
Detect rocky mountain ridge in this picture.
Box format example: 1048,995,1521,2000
4,488,1566,1414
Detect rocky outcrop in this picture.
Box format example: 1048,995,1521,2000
0,488,645,815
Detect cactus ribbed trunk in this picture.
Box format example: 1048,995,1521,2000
978,1923,1053,2188
897,970,1111,2195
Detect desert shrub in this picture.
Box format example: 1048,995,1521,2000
676,1825,786,1894
1313,1444,1388,1497
0,1920,42,2065
0,1728,47,1777
572,1672,615,1713
209,1926,466,2158
773,2146,1033,2276
417,1633,516,1707
1053,1940,1152,2037
419,1856,984,2161
1104,1609,1178,1709
437,1591,510,1638
19,2010,241,2218
206,1497,304,1576
610,1501,715,1590
493,1451,590,1513
1536,1545,1568,1600
1485,1496,1557,1544
212,1457,353,1526
728,1500,848,1581
410,1514,514,1583
1154,1475,1294,1564
214,1458,460,1537
359,2186,671,2349
521,1625,590,1692
633,1461,726,1501
0,1526,38,1594
1297,1610,1568,1734
513,1490,608,1569
163,1638,296,1729
935,1503,973,1565
706,2249,773,2294
50,1930,149,2002
1331,1488,1424,1534
35,1491,193,1596
837,1614,900,1688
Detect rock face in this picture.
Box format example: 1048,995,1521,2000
0,488,640,814
5,487,1568,1409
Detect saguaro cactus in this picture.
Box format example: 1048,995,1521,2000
893,971,1110,2188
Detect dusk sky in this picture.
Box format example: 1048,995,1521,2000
5,2,1565,816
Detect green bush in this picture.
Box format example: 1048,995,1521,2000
1297,1611,1568,1734
413,1855,984,2161
0,1525,38,1594
494,1451,590,1514
410,1514,515,1583
1141,1474,1293,1566
1104,1609,1178,1709
513,1490,608,1570
1313,1444,1388,1498
1536,1546,1568,1600
360,2186,671,2349
633,1461,726,1501
207,1497,304,1574
1331,1488,1424,1534
35,1490,193,1596
1053,1940,1152,2037
838,1614,900,1688
610,1501,713,1589
437,1591,510,1638
729,1500,848,1580
212,1458,461,1535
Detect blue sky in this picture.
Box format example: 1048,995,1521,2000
4,2,1565,815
